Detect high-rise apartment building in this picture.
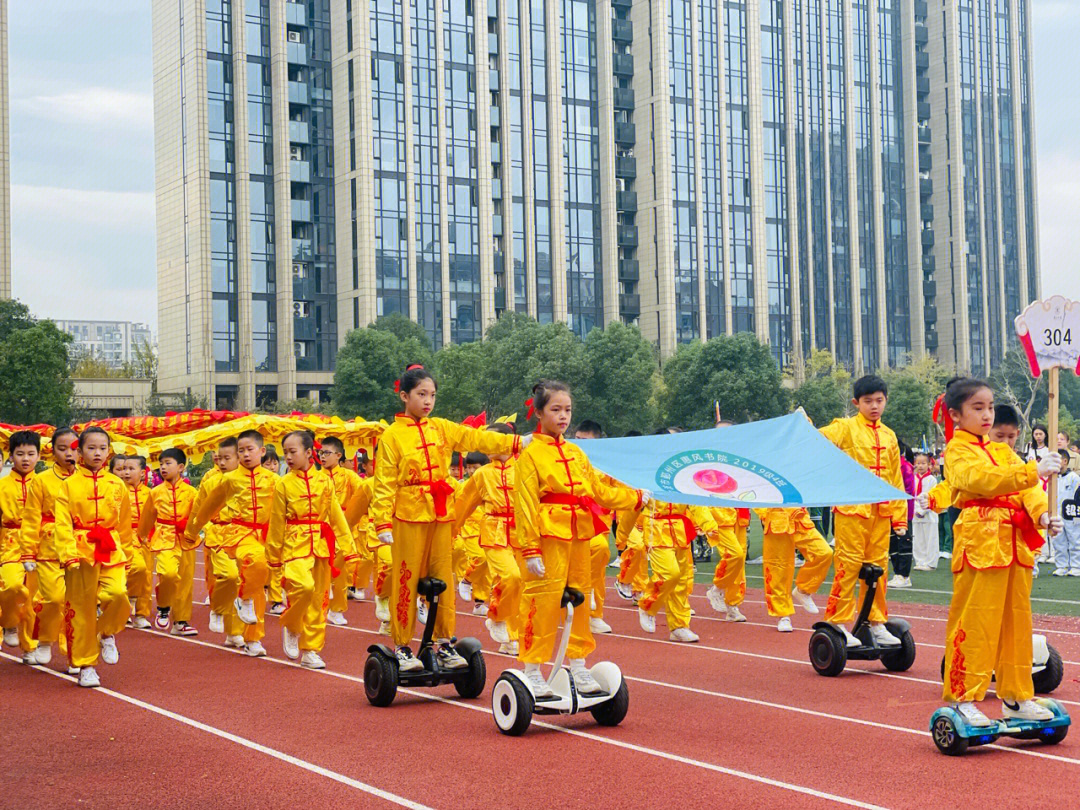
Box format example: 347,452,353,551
56,320,154,369
155,0,1040,406
0,0,11,300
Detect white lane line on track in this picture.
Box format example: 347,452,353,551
0,651,432,810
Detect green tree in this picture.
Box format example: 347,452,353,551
0,299,35,341
144,391,209,417
487,320,588,423
988,348,1046,429
332,319,434,420
578,322,657,435
663,333,789,429
792,350,851,427
0,320,74,424
71,354,122,378
881,370,933,448
432,340,492,421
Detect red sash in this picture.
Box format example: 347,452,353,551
74,522,117,563
965,497,1044,551
540,494,611,537
287,518,340,577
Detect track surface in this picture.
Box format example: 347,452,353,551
7,560,1080,810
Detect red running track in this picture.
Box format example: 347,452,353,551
5,572,1080,809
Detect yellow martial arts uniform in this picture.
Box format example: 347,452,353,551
125,482,153,620
187,464,277,642
371,415,519,648
756,507,833,618
323,465,364,616
0,470,35,650
515,431,640,663
708,507,751,608
589,471,622,622
19,465,73,648
54,466,132,668
621,501,715,632
942,430,1047,703
138,480,197,613
189,468,222,609
266,467,353,653
453,458,522,638
819,413,907,624
344,477,393,601
615,510,649,596
451,474,488,602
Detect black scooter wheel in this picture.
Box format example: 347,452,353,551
1039,724,1069,746
492,674,534,736
1033,645,1064,694
809,629,847,677
931,715,969,756
591,679,630,727
364,654,399,707
881,629,916,672
454,649,487,699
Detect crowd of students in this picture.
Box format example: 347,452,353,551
0,365,1068,725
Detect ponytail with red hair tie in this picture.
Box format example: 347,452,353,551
525,397,535,421
393,364,426,393
932,393,954,442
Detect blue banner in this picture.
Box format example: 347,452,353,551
576,412,909,508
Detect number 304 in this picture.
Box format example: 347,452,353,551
1043,328,1073,346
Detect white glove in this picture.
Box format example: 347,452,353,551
525,557,546,577
377,531,394,546
916,492,930,510
1042,514,1064,537
519,433,534,449
640,489,653,507
1037,455,1061,478
22,561,36,573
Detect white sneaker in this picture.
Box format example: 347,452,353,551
638,607,656,634
24,643,51,665
498,641,519,655
417,598,429,624
267,601,285,616
395,646,424,672
171,622,198,636
724,605,747,623
869,623,901,646
1002,699,1054,722
706,585,726,612
378,620,391,636
155,609,171,630
954,701,994,726
615,580,636,601
245,641,267,657
669,627,699,643
224,634,246,648
300,650,326,669
886,574,911,588
913,565,933,572
79,666,100,688
348,587,366,601
589,617,612,634
1070,569,1080,577
939,551,952,560
436,642,469,669
235,598,257,625
471,602,488,617
746,556,764,565
374,596,390,622
524,664,555,698
327,611,347,626
99,635,119,665
282,626,300,660
570,660,605,695
131,616,151,629
458,580,473,602
485,618,510,644
777,617,794,633
590,592,597,611
208,612,225,634
792,588,819,614
837,625,861,647
1054,568,1069,577
67,666,80,676
3,628,18,647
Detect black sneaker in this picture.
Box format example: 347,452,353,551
395,646,423,672
436,642,468,669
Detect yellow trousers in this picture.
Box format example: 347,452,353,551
33,560,65,645
0,561,33,650
175,548,196,623
485,546,522,639
519,538,594,664
209,547,239,623
329,552,350,613
154,547,182,611
711,527,748,607
204,545,216,603
823,514,890,624
944,563,1034,703
390,521,455,647
589,533,609,619
617,532,649,594
126,547,153,618
65,563,129,668
762,527,833,618
281,557,331,653
212,541,269,642
268,564,284,604
370,544,392,599
639,546,695,631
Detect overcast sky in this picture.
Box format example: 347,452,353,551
9,1,1080,334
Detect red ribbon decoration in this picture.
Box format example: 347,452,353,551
79,525,117,563
286,519,341,578
966,497,1045,551
525,397,535,421
231,519,270,542
540,493,612,537
932,394,954,442
655,512,698,544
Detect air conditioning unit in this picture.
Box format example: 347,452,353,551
293,263,307,278
290,145,302,160
293,302,309,318
294,342,307,357
287,30,302,43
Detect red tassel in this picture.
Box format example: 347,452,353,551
393,380,401,393
525,397,535,421
932,394,954,442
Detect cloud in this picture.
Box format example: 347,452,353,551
14,88,153,132
1036,150,1080,301
1032,2,1080,23
12,185,154,230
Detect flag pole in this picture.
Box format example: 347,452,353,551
1048,366,1060,518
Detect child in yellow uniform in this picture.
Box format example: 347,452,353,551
117,455,154,629
819,375,908,648
265,431,352,668
19,428,78,666
704,506,751,622
138,449,198,635
372,364,521,673
453,423,523,653
755,507,833,632
341,462,394,634
454,452,490,615
54,427,132,688
318,436,363,627
613,508,649,602
619,499,714,643
515,380,644,696
192,440,238,620
0,432,40,654
347,449,375,600
572,421,617,636
186,429,277,656
939,378,1063,725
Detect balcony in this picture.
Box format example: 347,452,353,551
617,190,637,211
619,293,641,315
918,124,931,144
613,19,633,42
613,0,632,8
615,121,635,144
923,279,937,298
494,286,507,310
291,199,312,222
489,105,501,127
919,150,933,171
618,259,639,281
924,304,938,323
491,177,502,199
921,203,934,221
922,255,935,273
916,51,929,70
613,53,634,76
918,101,931,120
488,0,497,18
921,228,935,248
292,273,316,300
492,215,503,237
285,2,306,26
917,76,930,96
915,25,928,46
613,87,635,110
293,318,316,341
289,81,309,105
617,226,638,247
292,238,314,262
615,156,636,178
491,140,502,163
290,160,310,183
914,0,928,18
920,177,933,197
287,41,307,65
289,120,310,143
925,329,938,350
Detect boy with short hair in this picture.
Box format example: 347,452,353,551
1053,450,1080,577
117,455,154,628
819,375,908,648
190,439,239,632
0,431,40,652
318,436,362,626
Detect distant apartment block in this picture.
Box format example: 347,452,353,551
56,319,154,369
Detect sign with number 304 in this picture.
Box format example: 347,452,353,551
1015,296,1080,377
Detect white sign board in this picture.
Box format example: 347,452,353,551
1014,296,1080,377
